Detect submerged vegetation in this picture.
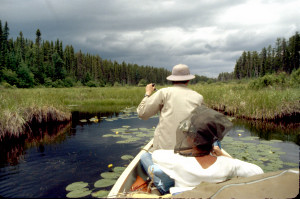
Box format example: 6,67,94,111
1,70,299,140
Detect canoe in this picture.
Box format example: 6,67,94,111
108,138,157,198
108,138,299,198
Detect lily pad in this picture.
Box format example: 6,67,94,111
116,138,140,144
235,129,245,133
121,155,134,160
283,162,298,167
66,188,92,198
270,139,283,143
94,178,116,188
102,134,119,138
66,181,88,191
239,137,255,141
91,190,109,198
259,157,269,162
113,166,126,174
100,172,120,179
105,119,115,122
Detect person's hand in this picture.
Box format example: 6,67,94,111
212,146,233,158
145,83,156,96
212,146,223,156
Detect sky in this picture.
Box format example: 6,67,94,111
0,0,299,78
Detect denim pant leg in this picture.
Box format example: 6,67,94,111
140,152,174,194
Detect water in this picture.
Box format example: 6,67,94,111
0,110,299,198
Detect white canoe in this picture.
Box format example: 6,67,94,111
108,138,156,198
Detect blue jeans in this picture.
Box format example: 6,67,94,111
140,152,175,194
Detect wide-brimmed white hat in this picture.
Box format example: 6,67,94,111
166,64,195,81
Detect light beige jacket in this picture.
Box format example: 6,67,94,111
137,84,203,150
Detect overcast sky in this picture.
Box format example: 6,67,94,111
1,0,299,77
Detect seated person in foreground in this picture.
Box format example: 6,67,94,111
141,105,264,195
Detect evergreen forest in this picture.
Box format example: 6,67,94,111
0,20,299,88
0,20,175,88
218,32,300,81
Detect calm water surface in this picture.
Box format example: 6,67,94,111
0,110,299,198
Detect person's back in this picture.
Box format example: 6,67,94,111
137,64,203,150
152,149,263,194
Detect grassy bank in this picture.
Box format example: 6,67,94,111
190,82,300,120
0,82,299,139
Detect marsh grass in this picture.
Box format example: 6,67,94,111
190,82,300,120
0,83,299,139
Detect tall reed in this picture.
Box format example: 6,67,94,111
1,83,299,139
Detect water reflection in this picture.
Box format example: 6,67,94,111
233,119,300,145
0,121,71,167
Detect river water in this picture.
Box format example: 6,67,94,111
0,108,299,198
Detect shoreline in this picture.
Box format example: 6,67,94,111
0,85,299,140
0,103,298,141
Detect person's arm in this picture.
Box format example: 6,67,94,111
212,146,232,158
213,146,264,177
137,84,163,120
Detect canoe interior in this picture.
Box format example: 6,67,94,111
108,139,156,197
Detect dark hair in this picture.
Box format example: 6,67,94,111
195,143,213,156
172,80,189,84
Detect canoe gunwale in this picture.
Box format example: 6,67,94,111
107,138,154,198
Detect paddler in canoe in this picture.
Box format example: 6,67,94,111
137,64,204,151
139,105,263,195
136,63,263,195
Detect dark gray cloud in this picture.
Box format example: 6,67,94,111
1,0,299,77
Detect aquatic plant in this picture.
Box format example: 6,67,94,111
91,190,109,198
65,181,92,198
94,178,116,188
121,155,134,160
222,136,297,172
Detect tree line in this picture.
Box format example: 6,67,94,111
0,20,177,88
218,32,300,81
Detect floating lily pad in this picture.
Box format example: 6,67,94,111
102,134,119,138
270,139,283,143
91,190,109,198
121,155,134,160
235,129,245,133
113,166,126,174
116,139,135,144
111,128,127,132
136,133,151,137
79,119,87,123
66,188,92,198
100,172,120,179
116,137,140,144
105,119,116,122
283,162,298,167
94,179,116,188
239,137,255,141
129,128,138,131
259,157,269,161
139,128,149,131
66,181,88,191
260,140,271,144
122,125,130,128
